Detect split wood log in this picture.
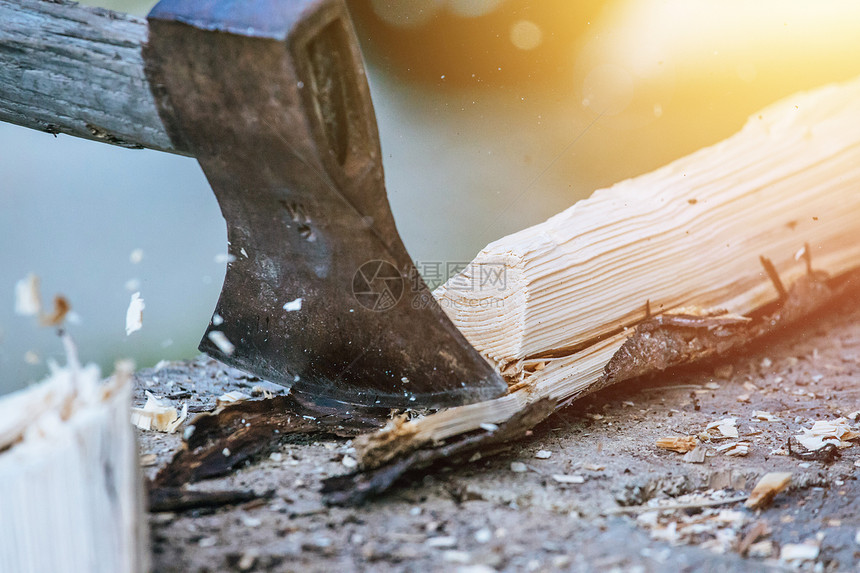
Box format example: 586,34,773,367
354,76,860,468
0,354,149,573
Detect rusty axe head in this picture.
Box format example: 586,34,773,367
143,0,507,408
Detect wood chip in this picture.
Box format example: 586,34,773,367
707,418,739,438
748,540,774,558
426,536,457,548
795,418,859,450
780,541,819,562
216,391,250,407
745,472,791,509
14,274,41,316
125,292,145,336
716,441,750,457
130,392,187,433
207,330,235,356
552,474,585,484
656,435,698,453
752,410,779,422
737,520,770,556
683,445,707,464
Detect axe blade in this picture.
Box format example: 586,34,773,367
144,0,507,408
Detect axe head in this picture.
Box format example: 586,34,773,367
144,0,507,408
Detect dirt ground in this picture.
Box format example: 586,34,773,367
137,289,860,572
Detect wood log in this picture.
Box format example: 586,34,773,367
355,76,860,466
0,0,182,154
0,353,149,573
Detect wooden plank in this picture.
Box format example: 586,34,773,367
0,0,183,154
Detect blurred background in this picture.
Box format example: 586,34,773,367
4,0,860,394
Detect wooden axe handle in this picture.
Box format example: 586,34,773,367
0,0,187,155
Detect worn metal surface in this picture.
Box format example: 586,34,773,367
143,0,507,408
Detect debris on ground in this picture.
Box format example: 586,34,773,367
682,445,707,463
633,491,750,553
745,472,792,510
715,441,751,457
780,538,821,564
130,391,186,433
510,462,527,473
794,418,859,450
706,417,739,438
552,474,585,484
135,287,860,572
752,410,779,422
656,436,698,453
216,390,249,407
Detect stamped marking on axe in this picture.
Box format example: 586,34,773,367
143,0,507,408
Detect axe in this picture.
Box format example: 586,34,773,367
0,0,507,408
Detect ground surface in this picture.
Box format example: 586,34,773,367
136,289,860,572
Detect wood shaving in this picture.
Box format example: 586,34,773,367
632,491,749,553
41,295,70,327
794,417,859,451
14,274,42,316
715,441,750,456
752,410,779,422
745,472,791,509
216,391,250,407
510,462,527,473
552,474,584,484
706,418,739,438
656,436,698,453
748,540,774,558
130,391,187,433
682,445,707,463
207,330,235,356
780,540,819,563
125,292,145,336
